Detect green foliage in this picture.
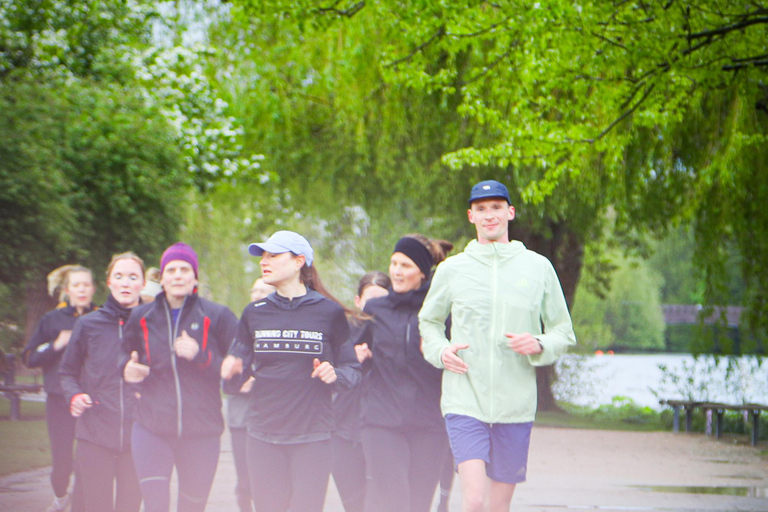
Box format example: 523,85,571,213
134,45,267,192
229,0,768,348
542,397,669,431
0,76,186,280
572,248,665,351
0,0,154,79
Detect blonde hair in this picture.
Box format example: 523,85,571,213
47,265,93,302
145,267,161,283
105,252,146,283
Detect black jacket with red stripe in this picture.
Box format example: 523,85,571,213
60,293,136,451
119,291,237,438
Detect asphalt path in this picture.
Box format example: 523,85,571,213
2,425,767,511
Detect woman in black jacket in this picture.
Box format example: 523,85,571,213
358,234,453,512
60,252,146,512
24,264,96,512
331,271,390,512
119,243,238,512
221,230,362,512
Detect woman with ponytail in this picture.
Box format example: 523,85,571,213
357,234,454,512
221,230,362,512
59,252,145,512
24,264,96,512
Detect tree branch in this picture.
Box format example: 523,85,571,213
447,17,512,38
590,30,628,50
458,50,511,87
567,83,656,144
316,1,366,17
687,16,768,40
384,26,446,68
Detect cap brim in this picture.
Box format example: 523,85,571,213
248,242,291,257
469,194,511,205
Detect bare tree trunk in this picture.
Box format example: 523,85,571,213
514,221,583,412
23,278,56,349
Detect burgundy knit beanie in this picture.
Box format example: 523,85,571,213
160,243,199,278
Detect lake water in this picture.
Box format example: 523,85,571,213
554,353,768,410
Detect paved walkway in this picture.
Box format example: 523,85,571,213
2,426,767,511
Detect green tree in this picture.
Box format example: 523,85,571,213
573,249,665,352
213,0,767,406
0,77,186,349
226,0,767,336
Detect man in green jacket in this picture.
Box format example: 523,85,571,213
419,179,576,512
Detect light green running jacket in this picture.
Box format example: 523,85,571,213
419,239,576,423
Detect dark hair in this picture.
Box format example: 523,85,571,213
300,264,362,319
404,233,454,268
357,270,391,297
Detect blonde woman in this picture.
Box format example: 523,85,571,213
24,265,96,512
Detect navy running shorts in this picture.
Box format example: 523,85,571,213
444,413,533,484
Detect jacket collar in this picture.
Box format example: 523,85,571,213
101,293,134,322
388,280,431,309
464,239,527,263
266,289,325,310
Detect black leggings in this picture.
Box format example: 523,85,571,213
76,439,141,512
361,426,449,512
331,434,366,512
46,394,84,510
230,427,252,511
247,436,331,512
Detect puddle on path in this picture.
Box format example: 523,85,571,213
634,485,768,498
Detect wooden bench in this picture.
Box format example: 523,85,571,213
659,399,768,446
1,354,42,421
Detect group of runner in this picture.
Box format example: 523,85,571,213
23,179,577,512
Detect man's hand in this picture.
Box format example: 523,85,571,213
311,358,337,384
124,351,150,383
53,330,72,351
174,330,200,361
441,344,469,374
70,393,93,417
505,333,543,355
355,343,372,364
221,355,243,380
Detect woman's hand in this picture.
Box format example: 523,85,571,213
174,330,200,361
311,358,337,384
70,393,93,417
53,330,72,351
124,351,150,383
354,343,372,364
221,355,243,380
239,376,255,393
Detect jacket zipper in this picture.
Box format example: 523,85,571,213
119,319,125,451
164,298,186,438
490,244,498,420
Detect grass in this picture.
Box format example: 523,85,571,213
535,409,669,432
0,397,50,477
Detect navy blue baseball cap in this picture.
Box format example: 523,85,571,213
468,180,511,205
248,231,314,267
